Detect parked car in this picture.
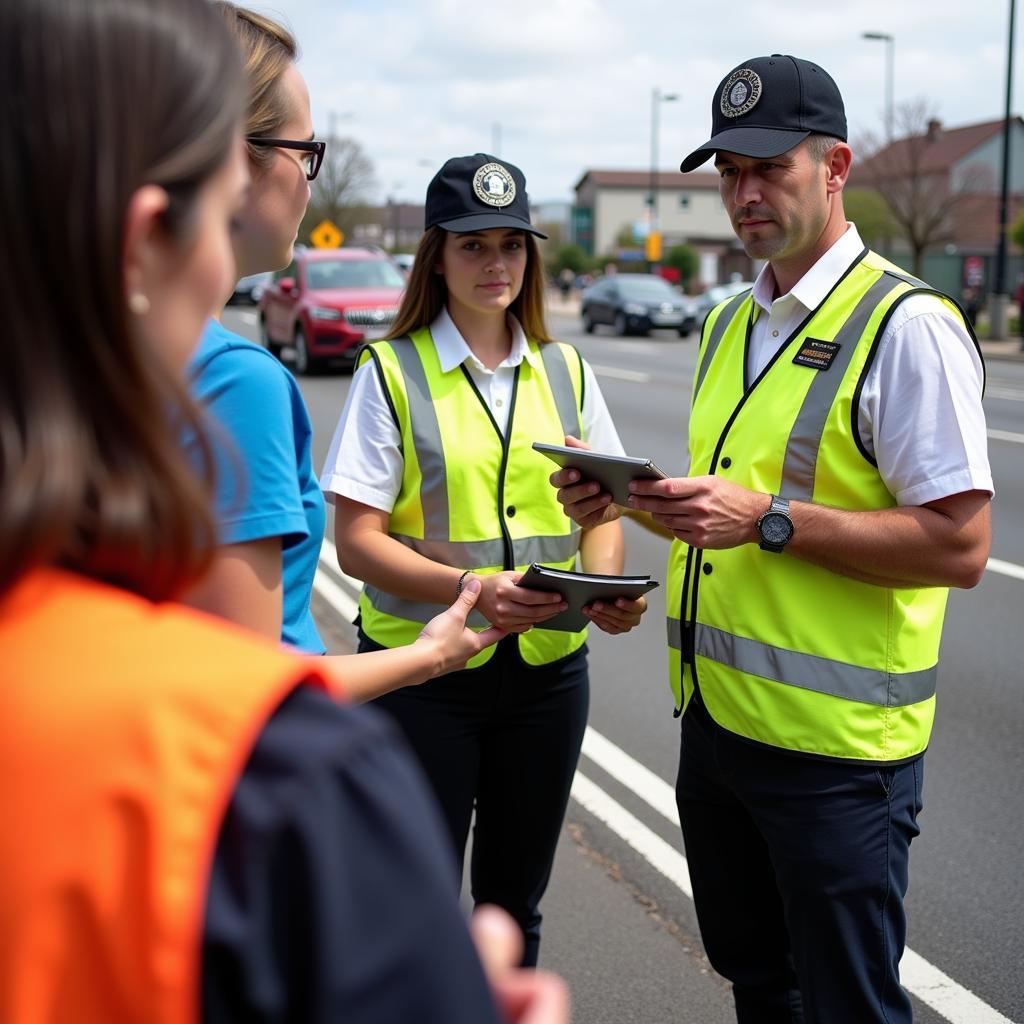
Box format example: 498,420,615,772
580,274,692,337
258,247,406,374
691,280,755,329
392,252,415,275
229,271,274,305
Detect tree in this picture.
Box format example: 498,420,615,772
664,244,699,288
854,99,992,277
843,189,900,248
546,244,592,277
299,136,377,244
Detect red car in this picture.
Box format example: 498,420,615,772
258,247,406,374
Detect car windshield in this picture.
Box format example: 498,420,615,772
306,259,405,290
617,277,677,299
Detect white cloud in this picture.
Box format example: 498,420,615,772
264,0,1023,203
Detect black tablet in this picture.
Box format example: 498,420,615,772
533,442,668,506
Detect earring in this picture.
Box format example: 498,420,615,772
128,292,151,316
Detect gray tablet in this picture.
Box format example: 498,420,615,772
533,442,667,506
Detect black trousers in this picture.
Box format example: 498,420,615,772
365,634,589,966
676,698,923,1024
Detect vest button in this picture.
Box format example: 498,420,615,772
721,457,732,469
506,505,516,517
702,562,713,575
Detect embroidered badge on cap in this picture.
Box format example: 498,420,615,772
792,338,841,371
720,68,762,118
472,162,516,207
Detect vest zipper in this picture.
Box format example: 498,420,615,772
460,364,520,570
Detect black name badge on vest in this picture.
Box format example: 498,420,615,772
792,337,841,371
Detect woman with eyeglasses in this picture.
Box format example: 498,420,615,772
0,1,569,1020
182,4,498,698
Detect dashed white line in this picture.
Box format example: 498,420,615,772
988,427,1024,444
312,549,1019,1024
591,364,652,383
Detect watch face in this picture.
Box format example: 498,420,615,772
760,512,793,546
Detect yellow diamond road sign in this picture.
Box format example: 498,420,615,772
311,219,343,249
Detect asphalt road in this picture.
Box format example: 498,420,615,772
224,304,1023,1024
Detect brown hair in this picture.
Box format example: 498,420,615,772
214,2,298,170
390,228,555,343
0,0,246,599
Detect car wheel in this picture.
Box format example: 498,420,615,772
259,315,282,358
613,311,629,336
582,308,595,334
678,326,692,339
293,325,316,375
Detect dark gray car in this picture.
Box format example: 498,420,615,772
581,274,695,337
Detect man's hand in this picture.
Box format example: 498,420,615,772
550,435,623,529
470,905,570,1024
627,475,766,549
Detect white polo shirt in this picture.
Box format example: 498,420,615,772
320,307,625,512
748,225,993,506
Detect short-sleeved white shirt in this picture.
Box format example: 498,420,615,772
320,307,625,511
747,225,993,506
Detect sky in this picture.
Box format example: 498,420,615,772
258,0,1022,206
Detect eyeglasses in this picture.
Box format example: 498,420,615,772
245,137,326,181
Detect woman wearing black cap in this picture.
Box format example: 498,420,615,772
322,153,647,965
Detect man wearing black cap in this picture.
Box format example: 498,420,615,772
554,56,992,1022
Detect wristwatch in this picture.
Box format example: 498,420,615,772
756,495,794,553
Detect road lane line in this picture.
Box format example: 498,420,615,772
570,771,692,898
985,387,1024,402
574,742,1017,1024
988,427,1024,444
312,552,1018,1024
987,557,1024,582
312,567,357,621
591,364,652,383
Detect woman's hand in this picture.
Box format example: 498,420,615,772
416,577,507,675
585,594,648,635
550,435,623,530
473,571,567,632
470,905,570,1024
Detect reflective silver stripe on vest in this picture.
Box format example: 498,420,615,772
389,339,449,536
364,585,489,628
668,617,935,707
693,292,749,402
391,531,579,568
781,275,901,502
538,343,580,438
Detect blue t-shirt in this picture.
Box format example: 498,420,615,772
190,320,326,654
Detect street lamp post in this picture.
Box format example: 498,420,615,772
991,0,1018,345
862,32,894,144
648,88,678,271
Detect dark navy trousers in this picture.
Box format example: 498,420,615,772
365,634,589,967
676,698,924,1023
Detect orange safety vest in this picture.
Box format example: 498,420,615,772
0,568,333,1024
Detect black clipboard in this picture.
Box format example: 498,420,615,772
517,563,659,632
533,442,667,506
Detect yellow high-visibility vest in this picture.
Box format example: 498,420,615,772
357,327,587,667
667,249,979,762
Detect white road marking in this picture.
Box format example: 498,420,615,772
988,427,1024,444
987,557,1024,582
985,386,1024,402
236,310,258,325
577,729,1017,1024
591,364,652,383
312,551,1019,1024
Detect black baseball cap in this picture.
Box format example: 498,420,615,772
424,153,548,238
680,55,847,172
